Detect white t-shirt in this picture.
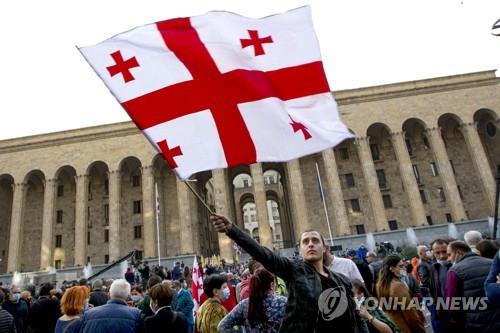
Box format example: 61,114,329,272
328,256,364,282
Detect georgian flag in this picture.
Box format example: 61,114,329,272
191,255,203,315
79,6,353,179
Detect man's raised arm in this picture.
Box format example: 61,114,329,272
210,214,293,280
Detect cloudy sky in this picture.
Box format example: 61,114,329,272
1,0,499,140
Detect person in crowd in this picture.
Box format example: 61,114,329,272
351,279,400,333
211,214,368,333
138,275,162,318
28,282,62,333
484,250,500,305
54,286,90,333
218,268,287,333
172,280,194,333
0,290,16,333
445,240,500,333
416,245,432,296
79,279,143,333
20,291,31,305
404,261,421,300
2,286,29,333
464,230,482,255
195,274,229,333
238,260,262,301
125,268,135,285
236,269,250,302
144,283,187,333
128,286,144,308
89,280,108,307
476,239,499,259
366,252,383,295
138,263,151,290
426,238,451,333
376,255,425,333
348,249,373,291
220,273,237,312
183,265,192,288
172,262,183,281
325,248,364,282
358,244,369,262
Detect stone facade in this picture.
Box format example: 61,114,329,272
0,70,499,273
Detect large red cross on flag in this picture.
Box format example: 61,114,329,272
80,6,353,179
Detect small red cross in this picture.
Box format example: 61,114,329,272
157,139,183,168
240,30,273,56
106,50,140,83
290,117,312,140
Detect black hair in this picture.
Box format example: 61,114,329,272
203,274,227,298
39,282,54,296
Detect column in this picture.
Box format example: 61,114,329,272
391,132,427,226
141,166,156,258
425,127,467,221
74,174,88,266
212,169,234,261
177,179,194,254
108,170,121,261
285,159,310,241
250,163,273,249
355,137,388,231
321,149,350,235
7,183,26,273
40,178,57,270
459,122,496,212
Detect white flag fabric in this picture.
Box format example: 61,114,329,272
191,256,203,315
80,6,353,179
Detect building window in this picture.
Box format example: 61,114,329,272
370,144,380,161
133,200,142,214
405,139,413,156
251,214,257,222
104,229,109,243
339,147,349,160
388,220,398,230
355,224,366,235
486,122,497,137
350,199,361,212
56,210,63,224
446,213,453,223
132,175,141,187
136,251,143,260
376,169,387,188
438,187,446,202
104,204,109,225
134,225,142,239
104,179,109,195
57,185,64,197
87,256,90,264
54,260,62,269
87,206,91,221
382,194,393,208
419,189,428,204
412,165,421,184
243,179,249,188
55,235,62,248
244,215,249,223
87,231,90,245
426,215,433,225
430,162,438,176
104,255,109,264
344,173,355,188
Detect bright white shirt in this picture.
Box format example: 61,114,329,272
328,256,364,282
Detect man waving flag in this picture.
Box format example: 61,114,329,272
80,6,353,179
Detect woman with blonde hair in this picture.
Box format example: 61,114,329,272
54,286,90,333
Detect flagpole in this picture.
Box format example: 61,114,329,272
155,183,161,267
183,180,215,215
315,162,334,245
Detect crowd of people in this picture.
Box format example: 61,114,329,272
0,220,500,333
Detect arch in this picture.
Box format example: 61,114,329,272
86,161,109,176
233,173,253,189
239,192,255,207
402,118,429,133
0,175,14,273
0,173,15,183
366,122,392,138
118,156,143,173
263,169,280,185
437,113,465,128
54,165,77,180
23,169,46,184
473,108,499,123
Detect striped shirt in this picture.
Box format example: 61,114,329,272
0,309,16,333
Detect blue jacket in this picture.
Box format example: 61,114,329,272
80,299,144,333
485,250,500,305
172,289,194,325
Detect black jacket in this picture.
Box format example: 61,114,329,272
226,224,368,333
89,290,108,307
143,307,187,333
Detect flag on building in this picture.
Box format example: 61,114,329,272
79,6,353,180
191,256,203,314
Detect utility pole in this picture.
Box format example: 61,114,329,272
493,166,500,241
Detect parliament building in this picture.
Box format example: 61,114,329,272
0,70,499,274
